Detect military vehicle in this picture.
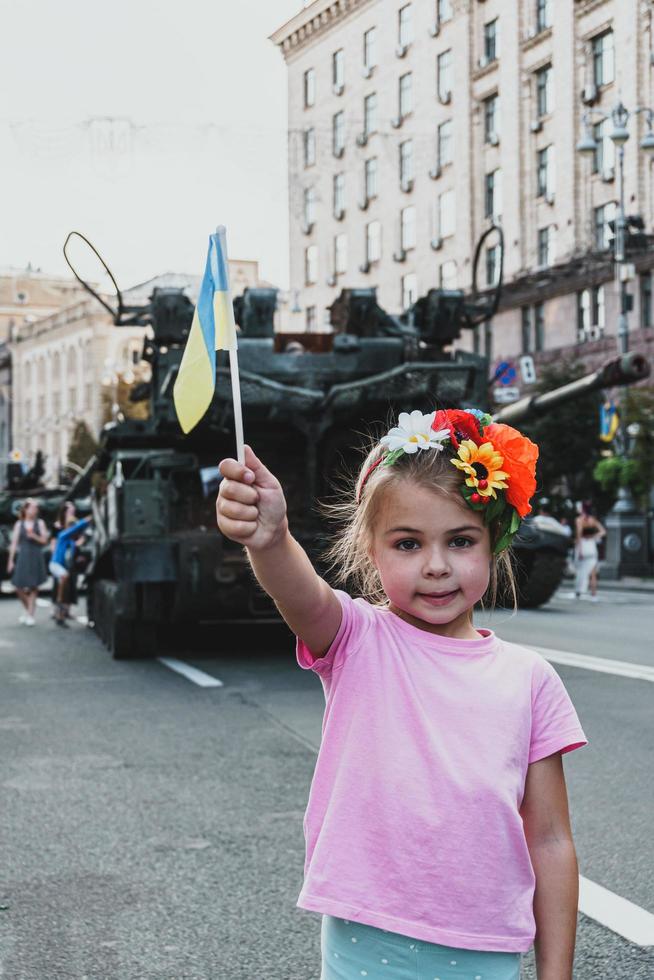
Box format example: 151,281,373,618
62,231,649,658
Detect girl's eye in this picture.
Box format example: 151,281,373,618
396,539,420,551
450,536,473,548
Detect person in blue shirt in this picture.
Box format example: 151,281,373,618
48,516,91,627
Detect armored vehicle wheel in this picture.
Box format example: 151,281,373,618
513,550,566,609
91,578,158,659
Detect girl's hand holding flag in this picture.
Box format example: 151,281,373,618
217,445,289,552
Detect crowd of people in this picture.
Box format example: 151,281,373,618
7,498,91,627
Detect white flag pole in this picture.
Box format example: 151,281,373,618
230,351,245,466
216,225,245,465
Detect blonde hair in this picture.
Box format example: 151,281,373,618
321,437,517,611
18,498,38,520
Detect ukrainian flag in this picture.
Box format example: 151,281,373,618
173,229,237,433
599,399,619,443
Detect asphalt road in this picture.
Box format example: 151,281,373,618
0,587,652,980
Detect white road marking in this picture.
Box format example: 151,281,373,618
157,656,223,688
534,646,654,683
579,876,654,946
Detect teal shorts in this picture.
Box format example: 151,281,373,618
321,916,521,980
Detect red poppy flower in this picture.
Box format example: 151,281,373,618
431,409,483,449
483,423,539,517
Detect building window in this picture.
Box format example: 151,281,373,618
521,307,532,353
437,49,453,102
483,93,499,142
534,303,545,351
364,92,378,136
303,68,315,108
332,49,344,90
592,118,615,176
401,206,416,250
306,305,317,331
402,272,418,311
440,259,457,288
439,188,455,237
332,111,345,156
365,157,378,199
594,202,616,250
577,286,605,340
486,244,500,286
437,0,453,24
399,72,413,118
399,4,413,47
334,233,348,275
535,64,552,117
363,27,377,69
366,220,381,263
484,172,494,219
536,0,552,33
536,145,554,197
484,169,502,221
400,139,414,185
484,320,493,362
593,30,615,87
483,19,498,63
333,173,345,218
438,119,453,166
641,272,653,328
303,187,316,227
303,128,316,167
537,226,554,267
305,245,318,285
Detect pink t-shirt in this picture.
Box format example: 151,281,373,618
295,590,588,954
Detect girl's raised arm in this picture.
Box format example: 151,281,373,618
217,445,342,659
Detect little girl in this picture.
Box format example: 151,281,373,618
217,408,588,980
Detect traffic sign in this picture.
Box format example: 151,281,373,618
519,355,536,385
493,385,520,404
493,361,517,386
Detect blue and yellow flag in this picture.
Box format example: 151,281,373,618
600,399,619,443
173,229,237,433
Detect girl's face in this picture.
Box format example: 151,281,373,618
25,500,38,520
370,480,492,640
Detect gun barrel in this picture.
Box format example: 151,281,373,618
493,352,650,425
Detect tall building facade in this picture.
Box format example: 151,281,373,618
0,268,87,344
271,0,654,383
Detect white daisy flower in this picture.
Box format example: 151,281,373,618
380,410,450,454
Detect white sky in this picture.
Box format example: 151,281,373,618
0,0,301,291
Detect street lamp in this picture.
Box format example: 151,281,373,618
576,101,653,576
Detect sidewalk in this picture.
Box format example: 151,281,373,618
562,569,654,594
596,575,654,593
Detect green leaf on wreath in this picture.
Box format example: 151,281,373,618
381,449,405,467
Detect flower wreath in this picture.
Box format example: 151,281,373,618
358,408,539,554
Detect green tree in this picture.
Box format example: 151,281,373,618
519,361,604,514
67,420,99,471
593,386,654,510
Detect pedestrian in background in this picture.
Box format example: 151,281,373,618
575,500,606,601
49,514,91,627
50,502,76,617
217,407,587,980
6,498,49,626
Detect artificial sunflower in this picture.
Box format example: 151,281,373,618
451,439,509,498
